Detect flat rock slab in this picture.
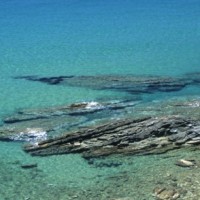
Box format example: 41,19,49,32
23,115,200,158
14,74,196,95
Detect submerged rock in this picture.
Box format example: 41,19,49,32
14,74,192,95
133,98,200,121
0,99,138,142
153,187,180,200
3,100,138,125
21,163,38,169
14,75,74,85
175,159,195,168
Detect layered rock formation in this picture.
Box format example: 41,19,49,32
4,71,200,159
1,97,200,159
23,115,200,159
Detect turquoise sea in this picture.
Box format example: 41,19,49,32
0,0,200,199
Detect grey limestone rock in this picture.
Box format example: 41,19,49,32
23,115,200,158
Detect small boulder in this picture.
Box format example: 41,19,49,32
21,163,38,169
153,187,180,200
175,159,195,167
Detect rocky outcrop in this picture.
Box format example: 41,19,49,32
1,96,200,159
23,115,200,158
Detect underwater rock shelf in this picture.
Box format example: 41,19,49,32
0,100,138,142
14,73,200,94
23,115,200,159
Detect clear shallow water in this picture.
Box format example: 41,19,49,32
2,141,200,200
0,0,200,199
0,0,200,115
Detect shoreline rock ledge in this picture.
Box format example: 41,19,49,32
23,115,200,159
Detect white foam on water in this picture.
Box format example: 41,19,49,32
85,101,105,110
188,101,200,108
10,128,47,143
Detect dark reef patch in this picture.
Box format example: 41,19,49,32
14,75,74,85
13,73,200,95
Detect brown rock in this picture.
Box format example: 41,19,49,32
154,187,180,200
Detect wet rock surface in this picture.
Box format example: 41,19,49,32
1,97,200,160
3,73,200,200
23,115,200,158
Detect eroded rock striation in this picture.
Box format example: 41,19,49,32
1,96,200,159
23,115,200,158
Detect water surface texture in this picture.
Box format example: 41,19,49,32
0,0,200,199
